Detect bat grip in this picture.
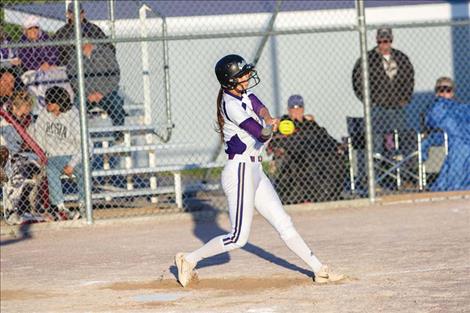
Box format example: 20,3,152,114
260,125,273,141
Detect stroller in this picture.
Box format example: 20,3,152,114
3,154,47,224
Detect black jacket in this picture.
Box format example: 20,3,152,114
54,19,115,67
352,47,414,108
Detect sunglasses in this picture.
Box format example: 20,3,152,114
436,86,453,93
377,40,391,44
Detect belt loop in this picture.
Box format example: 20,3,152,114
258,156,262,162
250,156,255,162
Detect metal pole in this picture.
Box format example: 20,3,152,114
348,137,356,193
161,16,174,142
253,0,283,65
417,132,423,191
355,0,376,202
139,4,158,203
72,0,93,224
394,129,401,188
107,0,116,40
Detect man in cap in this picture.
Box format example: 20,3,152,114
352,27,415,190
54,3,114,67
17,16,58,71
56,3,123,143
268,94,345,204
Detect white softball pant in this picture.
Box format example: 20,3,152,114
185,158,323,273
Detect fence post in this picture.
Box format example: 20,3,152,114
72,0,93,224
355,0,376,203
139,4,158,203
107,0,116,40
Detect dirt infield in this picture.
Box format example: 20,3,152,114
1,198,469,313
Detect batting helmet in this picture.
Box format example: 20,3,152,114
215,54,260,90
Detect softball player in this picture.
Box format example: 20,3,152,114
175,54,343,287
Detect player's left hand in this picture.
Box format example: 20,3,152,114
265,117,280,132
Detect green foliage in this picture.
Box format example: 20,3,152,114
1,0,62,40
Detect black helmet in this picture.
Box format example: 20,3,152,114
215,54,260,90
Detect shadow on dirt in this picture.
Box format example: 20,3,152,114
0,223,33,246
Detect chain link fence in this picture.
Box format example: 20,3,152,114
1,0,469,225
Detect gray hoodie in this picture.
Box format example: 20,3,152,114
67,44,120,98
28,107,82,168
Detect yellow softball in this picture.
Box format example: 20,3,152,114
278,119,295,136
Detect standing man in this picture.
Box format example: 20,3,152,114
66,40,125,143
352,27,415,189
56,3,124,143
54,3,114,67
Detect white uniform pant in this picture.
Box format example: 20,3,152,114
185,159,322,273
222,160,295,248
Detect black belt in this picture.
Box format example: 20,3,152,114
228,155,263,162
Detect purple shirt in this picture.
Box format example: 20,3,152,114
17,32,58,71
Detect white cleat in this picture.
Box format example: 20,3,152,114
313,264,344,283
175,253,196,287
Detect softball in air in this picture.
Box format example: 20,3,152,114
278,119,295,135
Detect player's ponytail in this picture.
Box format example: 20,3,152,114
216,88,224,142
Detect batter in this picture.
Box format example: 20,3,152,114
175,54,343,287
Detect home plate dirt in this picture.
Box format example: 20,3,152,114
1,198,469,312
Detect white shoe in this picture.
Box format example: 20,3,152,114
175,253,196,287
314,265,344,283
6,212,21,225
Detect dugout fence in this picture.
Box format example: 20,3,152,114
1,0,469,224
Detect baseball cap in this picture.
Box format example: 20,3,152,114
435,76,454,90
67,2,84,12
23,16,39,29
376,27,393,40
287,94,304,109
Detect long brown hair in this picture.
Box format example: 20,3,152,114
216,88,224,142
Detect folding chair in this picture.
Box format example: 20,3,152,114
346,117,424,192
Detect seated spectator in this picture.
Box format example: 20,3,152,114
267,95,346,204
16,16,58,72
1,27,21,69
422,77,470,191
0,91,47,224
0,67,25,107
54,3,114,67
66,40,125,143
28,86,84,219
0,145,8,186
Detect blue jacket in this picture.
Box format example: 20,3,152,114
423,97,470,191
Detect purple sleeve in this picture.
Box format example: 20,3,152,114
42,33,58,66
239,117,269,142
248,94,266,116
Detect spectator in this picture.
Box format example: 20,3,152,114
0,145,8,186
268,95,346,204
28,86,84,219
16,16,58,72
422,77,470,191
0,91,45,223
352,27,415,190
54,3,114,67
1,67,27,107
66,40,125,143
0,68,16,107
1,27,21,69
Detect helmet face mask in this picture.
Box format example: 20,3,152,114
215,54,260,91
